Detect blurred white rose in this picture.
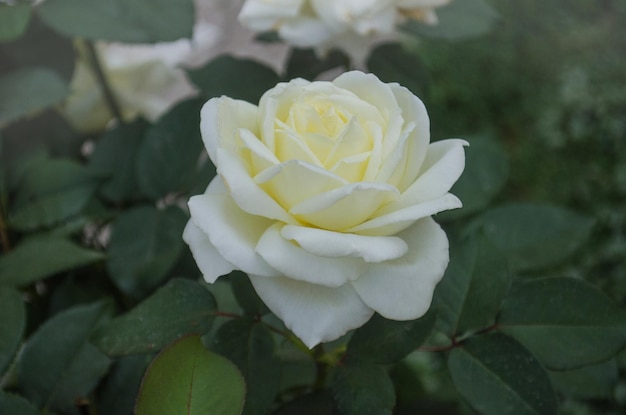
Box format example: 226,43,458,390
184,71,466,347
62,0,288,132
238,0,450,61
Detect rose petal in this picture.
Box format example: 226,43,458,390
279,16,336,48
255,159,347,211
389,138,468,210
351,217,449,320
200,97,259,164
238,0,305,31
281,224,408,263
182,220,236,283
346,193,462,236
249,274,374,348
188,179,279,277
256,223,366,286
237,128,280,175
333,72,399,126
389,84,431,191
217,148,296,224
290,182,399,230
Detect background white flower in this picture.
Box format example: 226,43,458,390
238,0,450,61
184,71,466,347
61,0,289,132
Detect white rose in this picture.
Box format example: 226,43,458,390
238,0,450,59
184,71,466,348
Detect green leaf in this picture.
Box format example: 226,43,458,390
447,334,557,415
367,43,430,97
402,0,499,40
230,271,269,316
0,17,75,82
37,0,194,42
0,392,42,415
135,335,246,415
96,354,152,415
0,4,31,42
136,99,204,200
89,119,148,203
439,134,510,221
9,158,100,231
497,277,626,370
17,302,112,413
549,359,618,400
188,55,280,104
212,319,280,415
0,235,104,286
0,285,25,376
106,205,187,298
284,48,348,81
434,234,510,337
92,279,216,356
0,67,68,125
468,203,595,272
347,310,436,364
331,360,395,415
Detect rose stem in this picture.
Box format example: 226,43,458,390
83,40,125,123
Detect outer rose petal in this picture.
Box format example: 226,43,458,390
387,138,468,211
279,17,336,48
200,97,260,164
217,149,296,224
249,274,374,348
256,223,366,286
182,220,236,283
238,0,305,31
187,178,279,277
351,217,449,320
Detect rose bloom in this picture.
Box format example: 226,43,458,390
239,0,450,60
184,71,466,347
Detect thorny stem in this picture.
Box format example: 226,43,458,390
418,323,500,353
83,40,125,123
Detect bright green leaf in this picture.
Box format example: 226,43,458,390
448,334,557,415
17,302,112,413
347,310,436,364
367,43,430,97
106,205,187,298
0,67,68,125
135,335,245,415
92,279,216,356
96,354,152,415
402,0,499,40
89,118,148,203
0,285,25,376
188,56,280,104
468,203,595,272
136,99,204,200
549,359,618,400
37,0,194,42
0,4,31,42
434,234,510,336
0,235,104,286
0,392,42,415
439,134,509,221
212,319,280,415
331,360,395,415
498,277,626,370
